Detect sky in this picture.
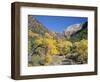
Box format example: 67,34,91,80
33,15,87,33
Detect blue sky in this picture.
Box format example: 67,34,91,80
33,15,87,33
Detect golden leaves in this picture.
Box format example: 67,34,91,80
28,29,88,65
74,39,88,55
45,55,52,65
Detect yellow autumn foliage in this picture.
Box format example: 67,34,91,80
34,37,43,46
74,39,88,55
48,48,59,55
45,54,52,65
43,38,59,55
57,39,72,55
44,38,56,48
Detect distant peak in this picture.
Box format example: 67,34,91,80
63,23,83,38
